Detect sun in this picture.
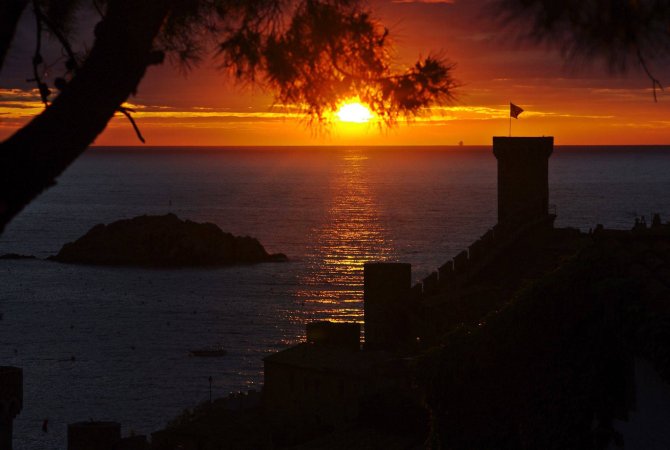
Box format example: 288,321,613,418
336,101,373,123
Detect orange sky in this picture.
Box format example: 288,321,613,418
1,0,669,146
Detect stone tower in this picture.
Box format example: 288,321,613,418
363,262,411,350
493,137,554,225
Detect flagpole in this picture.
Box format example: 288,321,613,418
509,104,512,137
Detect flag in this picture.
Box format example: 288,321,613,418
510,103,524,119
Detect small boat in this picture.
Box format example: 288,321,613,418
189,348,227,357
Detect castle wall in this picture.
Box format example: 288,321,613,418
263,361,363,432
409,207,556,305
67,422,120,450
263,348,412,440
403,137,556,304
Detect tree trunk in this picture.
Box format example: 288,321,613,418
0,0,29,72
0,0,171,235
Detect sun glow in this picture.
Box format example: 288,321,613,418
336,101,373,123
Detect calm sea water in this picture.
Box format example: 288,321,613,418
1,146,670,449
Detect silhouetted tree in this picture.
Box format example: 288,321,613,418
495,0,669,97
0,1,29,68
0,0,457,235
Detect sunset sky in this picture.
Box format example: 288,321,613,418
1,0,669,146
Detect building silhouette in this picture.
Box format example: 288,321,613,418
263,136,560,432
0,367,22,450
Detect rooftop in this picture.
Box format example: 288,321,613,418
264,343,404,376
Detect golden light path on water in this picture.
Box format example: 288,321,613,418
289,149,394,334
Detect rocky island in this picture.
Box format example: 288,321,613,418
49,213,287,267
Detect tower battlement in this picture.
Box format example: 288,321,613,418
493,137,553,225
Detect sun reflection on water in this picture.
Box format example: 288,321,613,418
288,149,394,337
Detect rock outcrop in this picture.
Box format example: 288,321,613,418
49,214,287,267
0,254,35,260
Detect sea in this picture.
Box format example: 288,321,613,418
1,145,669,449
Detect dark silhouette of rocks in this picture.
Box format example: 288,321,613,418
0,253,36,260
49,214,287,267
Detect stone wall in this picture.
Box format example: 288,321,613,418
411,214,556,301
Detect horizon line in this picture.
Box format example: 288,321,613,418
89,144,670,148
